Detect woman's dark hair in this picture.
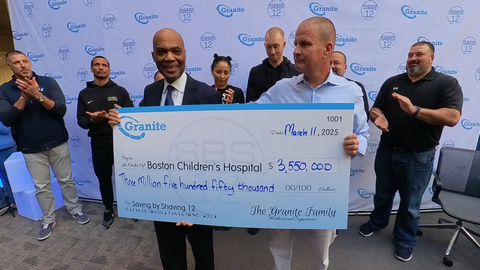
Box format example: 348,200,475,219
211,53,232,71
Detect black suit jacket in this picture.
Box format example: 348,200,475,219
140,74,222,106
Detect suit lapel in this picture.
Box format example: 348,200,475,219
182,74,196,105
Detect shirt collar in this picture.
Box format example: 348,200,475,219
401,67,436,82
163,72,187,93
294,69,340,87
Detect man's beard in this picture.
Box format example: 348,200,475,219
406,64,427,77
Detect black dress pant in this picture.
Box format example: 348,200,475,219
154,221,214,270
91,140,114,210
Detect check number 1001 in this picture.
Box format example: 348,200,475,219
276,158,338,174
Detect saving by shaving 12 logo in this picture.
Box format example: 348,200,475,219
134,12,159,24
309,2,338,16
350,63,377,76
48,0,67,10
361,0,378,20
27,52,45,62
42,23,52,38
475,67,480,83
12,31,28,41
461,119,480,130
83,0,93,7
143,63,157,79
447,6,464,24
216,4,244,17
238,34,265,46
401,5,427,19
70,135,81,148
118,116,167,140
461,37,476,54
85,45,105,56
77,68,88,82
379,32,395,50
123,38,136,55
397,62,406,74
58,46,70,61
336,34,357,47
230,60,239,75
288,30,295,48
179,4,195,23
267,0,285,19
200,32,216,50
67,22,86,33
102,13,116,30
24,2,34,17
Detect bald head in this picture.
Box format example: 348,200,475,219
299,17,336,44
264,27,287,67
151,28,186,83
265,27,284,39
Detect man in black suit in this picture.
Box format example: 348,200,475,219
109,28,222,270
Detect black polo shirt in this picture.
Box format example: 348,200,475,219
373,68,463,151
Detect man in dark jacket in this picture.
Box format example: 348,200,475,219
77,56,133,229
246,27,300,103
0,50,90,241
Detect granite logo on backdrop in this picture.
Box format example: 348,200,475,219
48,0,67,10
238,34,265,46
185,66,201,75
267,0,285,19
288,30,295,48
361,0,378,20
442,140,455,148
216,4,244,17
12,31,28,41
454,163,467,177
309,2,338,16
122,38,136,55
24,2,34,17
74,177,91,186
200,32,216,50
461,119,480,131
398,62,406,74
350,168,365,177
417,36,443,46
350,63,377,76
179,4,195,23
367,140,379,155
230,60,239,75
435,66,457,75
109,70,126,79
67,22,87,33
143,63,157,79
379,32,396,50
447,6,464,24
368,91,377,102
118,116,167,140
129,92,144,103
461,37,476,54
102,13,116,30
45,73,63,80
358,189,374,199
77,68,89,82
134,12,159,24
70,135,81,148
336,34,357,47
85,45,105,56
58,46,70,61
42,23,53,38
83,0,94,7
475,67,480,83
27,52,45,62
401,5,427,19
64,95,78,105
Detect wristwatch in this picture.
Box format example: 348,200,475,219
37,95,45,103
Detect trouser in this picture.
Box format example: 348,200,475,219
91,142,114,210
368,145,435,248
0,145,16,208
23,142,82,224
154,221,214,270
269,229,336,270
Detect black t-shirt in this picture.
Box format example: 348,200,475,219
211,84,245,104
373,69,463,151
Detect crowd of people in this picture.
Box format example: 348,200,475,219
0,15,464,270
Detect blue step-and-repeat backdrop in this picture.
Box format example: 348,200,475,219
7,0,480,211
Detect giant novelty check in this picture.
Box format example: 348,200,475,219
113,103,353,229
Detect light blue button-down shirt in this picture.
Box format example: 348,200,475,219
255,71,369,155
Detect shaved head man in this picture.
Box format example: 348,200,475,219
246,27,300,103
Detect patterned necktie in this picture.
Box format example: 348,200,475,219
164,85,174,106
